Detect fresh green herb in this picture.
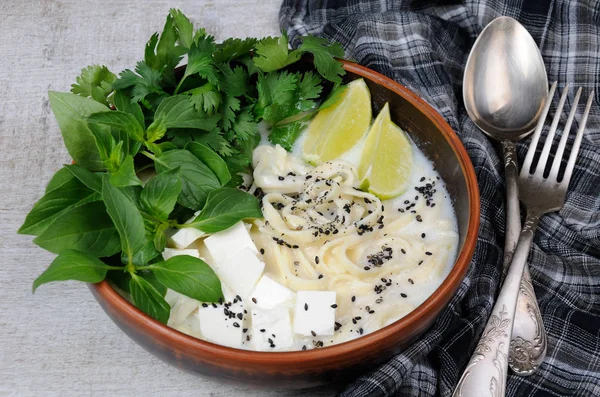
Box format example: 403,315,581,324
21,9,348,323
150,256,223,302
33,200,120,256
129,273,171,324
33,249,120,292
186,187,262,233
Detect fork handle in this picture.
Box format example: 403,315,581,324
502,141,547,376
453,210,540,397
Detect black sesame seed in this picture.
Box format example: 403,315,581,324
369,310,375,314
416,215,422,222
233,322,240,328
243,328,248,333
425,251,433,256
359,328,364,335
331,304,338,308
246,335,251,341
252,297,257,304
201,303,208,308
260,248,265,255
401,293,408,298
418,260,424,265
351,296,356,302
315,256,320,264
318,274,323,279
278,176,284,181
421,233,426,238
302,345,307,350
311,330,317,337
237,313,243,320
304,303,308,311
260,329,266,332
408,278,414,284
401,248,406,254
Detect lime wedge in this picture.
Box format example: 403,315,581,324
358,103,413,200
303,79,372,164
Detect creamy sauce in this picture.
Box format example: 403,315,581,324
167,128,458,351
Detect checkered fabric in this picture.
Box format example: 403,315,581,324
280,1,600,396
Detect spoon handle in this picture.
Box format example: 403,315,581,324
453,211,540,397
502,141,547,375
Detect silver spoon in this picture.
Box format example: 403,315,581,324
462,16,548,378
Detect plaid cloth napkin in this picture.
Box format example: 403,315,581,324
280,1,600,396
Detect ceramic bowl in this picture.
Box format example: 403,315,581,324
89,60,480,389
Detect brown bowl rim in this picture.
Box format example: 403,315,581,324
91,60,480,365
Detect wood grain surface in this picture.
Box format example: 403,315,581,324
0,1,336,395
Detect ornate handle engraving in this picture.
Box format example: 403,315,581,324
453,211,540,397
501,141,547,376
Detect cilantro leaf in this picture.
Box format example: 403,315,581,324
152,13,187,87
213,37,258,64
253,34,301,72
297,71,323,110
113,62,166,106
175,35,218,93
169,8,194,49
220,95,241,131
219,65,248,97
298,36,345,83
71,65,116,106
184,83,221,114
191,128,235,157
231,110,258,142
255,71,299,124
269,121,306,151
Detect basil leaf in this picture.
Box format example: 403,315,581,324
102,177,146,262
185,142,231,186
153,223,168,252
19,172,96,236
128,236,161,266
45,167,76,193
129,274,170,324
154,95,220,130
113,90,145,129
154,149,220,210
140,167,182,220
107,269,131,293
87,110,145,142
88,122,115,164
109,155,142,187
65,164,102,193
151,256,222,302
33,201,120,256
32,249,112,292
188,187,262,233
48,91,109,170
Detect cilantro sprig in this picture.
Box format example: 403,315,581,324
19,9,347,323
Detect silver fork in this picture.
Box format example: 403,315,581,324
453,83,594,397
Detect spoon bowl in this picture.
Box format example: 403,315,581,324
463,16,548,140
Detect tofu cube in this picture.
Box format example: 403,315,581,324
170,228,205,249
161,248,200,261
198,293,245,349
216,247,264,298
203,221,257,265
164,289,199,326
251,307,294,350
293,291,337,336
250,275,295,310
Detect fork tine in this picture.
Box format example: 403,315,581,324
522,82,558,176
549,87,582,180
535,84,570,175
561,91,594,186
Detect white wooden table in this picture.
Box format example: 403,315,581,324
0,1,337,395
